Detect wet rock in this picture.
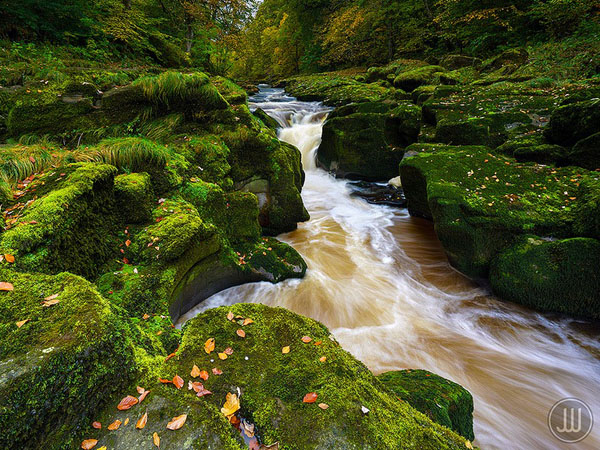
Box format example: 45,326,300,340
348,181,406,207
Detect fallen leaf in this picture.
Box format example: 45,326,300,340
124,418,130,426
142,313,150,320
42,298,60,307
243,318,254,326
0,282,14,291
227,311,234,321
166,414,187,430
165,352,177,362
138,389,150,403
108,419,122,430
318,403,329,410
204,338,215,354
81,439,98,449
199,370,209,380
314,340,322,346
153,432,160,447
301,336,312,343
158,378,172,384
136,386,145,394
218,352,228,360
221,392,240,417
236,329,246,338
117,395,138,410
360,405,370,415
241,418,255,437
92,421,101,429
465,441,473,449
224,347,234,355
191,364,201,378
16,319,29,328
319,356,327,362
125,239,131,247
173,374,184,389
4,254,15,263
282,346,290,354
303,392,317,403
212,367,223,375
136,411,148,429
44,293,59,301
98,447,107,450
189,382,212,397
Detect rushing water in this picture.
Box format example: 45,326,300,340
180,86,600,449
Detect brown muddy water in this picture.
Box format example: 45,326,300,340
179,86,600,449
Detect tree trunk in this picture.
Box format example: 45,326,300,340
186,22,194,54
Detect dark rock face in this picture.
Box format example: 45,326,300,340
568,131,600,170
317,101,421,180
378,369,475,441
545,99,600,146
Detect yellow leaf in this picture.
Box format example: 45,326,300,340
282,346,290,354
166,414,187,430
107,419,121,430
319,356,327,362
124,418,129,426
153,432,160,447
42,298,60,307
218,352,228,360
191,364,201,378
16,319,29,328
221,392,240,418
465,441,473,449
204,338,215,354
81,439,98,449
136,412,148,429
243,318,254,326
227,311,234,321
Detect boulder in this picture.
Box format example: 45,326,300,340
393,66,446,92
568,132,600,170
378,369,474,441
318,101,421,180
440,54,482,70
545,99,600,146
114,172,154,223
490,237,600,318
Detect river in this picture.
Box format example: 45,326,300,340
179,86,600,449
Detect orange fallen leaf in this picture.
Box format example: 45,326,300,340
44,293,59,301
221,392,240,417
303,392,318,403
0,282,14,291
165,352,177,362
92,421,101,429
218,352,228,360
139,389,150,403
301,336,312,343
108,419,122,430
153,432,160,447
125,239,131,247
191,364,201,378
166,414,187,430
282,346,290,354
16,319,29,328
4,254,15,263
42,298,60,307
159,378,172,384
204,338,215,354
136,411,148,429
236,329,246,338
136,386,145,394
224,347,234,355
117,395,138,410
142,313,150,320
124,418,130,426
243,318,254,326
314,341,322,346
227,311,234,321
319,356,327,362
318,403,329,410
199,370,209,380
81,439,98,449
212,367,223,375
173,374,184,389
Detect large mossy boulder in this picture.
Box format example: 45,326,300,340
378,369,474,441
490,236,600,318
568,132,600,170
114,172,154,223
545,99,600,146
400,143,597,280
85,303,471,450
393,66,446,92
318,101,421,180
0,270,138,449
0,163,119,278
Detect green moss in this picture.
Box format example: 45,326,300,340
253,107,280,130
0,163,120,278
0,269,138,449
318,101,421,180
545,99,600,146
180,134,232,186
114,172,154,223
378,369,474,441
490,236,600,318
211,76,248,105
393,65,446,92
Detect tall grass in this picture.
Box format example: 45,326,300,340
75,137,172,171
133,71,209,107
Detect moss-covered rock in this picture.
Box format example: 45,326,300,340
0,270,138,449
378,369,474,441
318,101,421,180
85,304,471,450
545,99,600,146
568,132,600,170
114,172,154,223
253,107,280,130
440,55,482,70
0,163,120,278
400,143,595,279
490,236,600,318
393,65,446,92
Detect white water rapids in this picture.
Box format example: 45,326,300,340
179,86,600,449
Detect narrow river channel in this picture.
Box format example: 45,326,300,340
179,86,600,449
